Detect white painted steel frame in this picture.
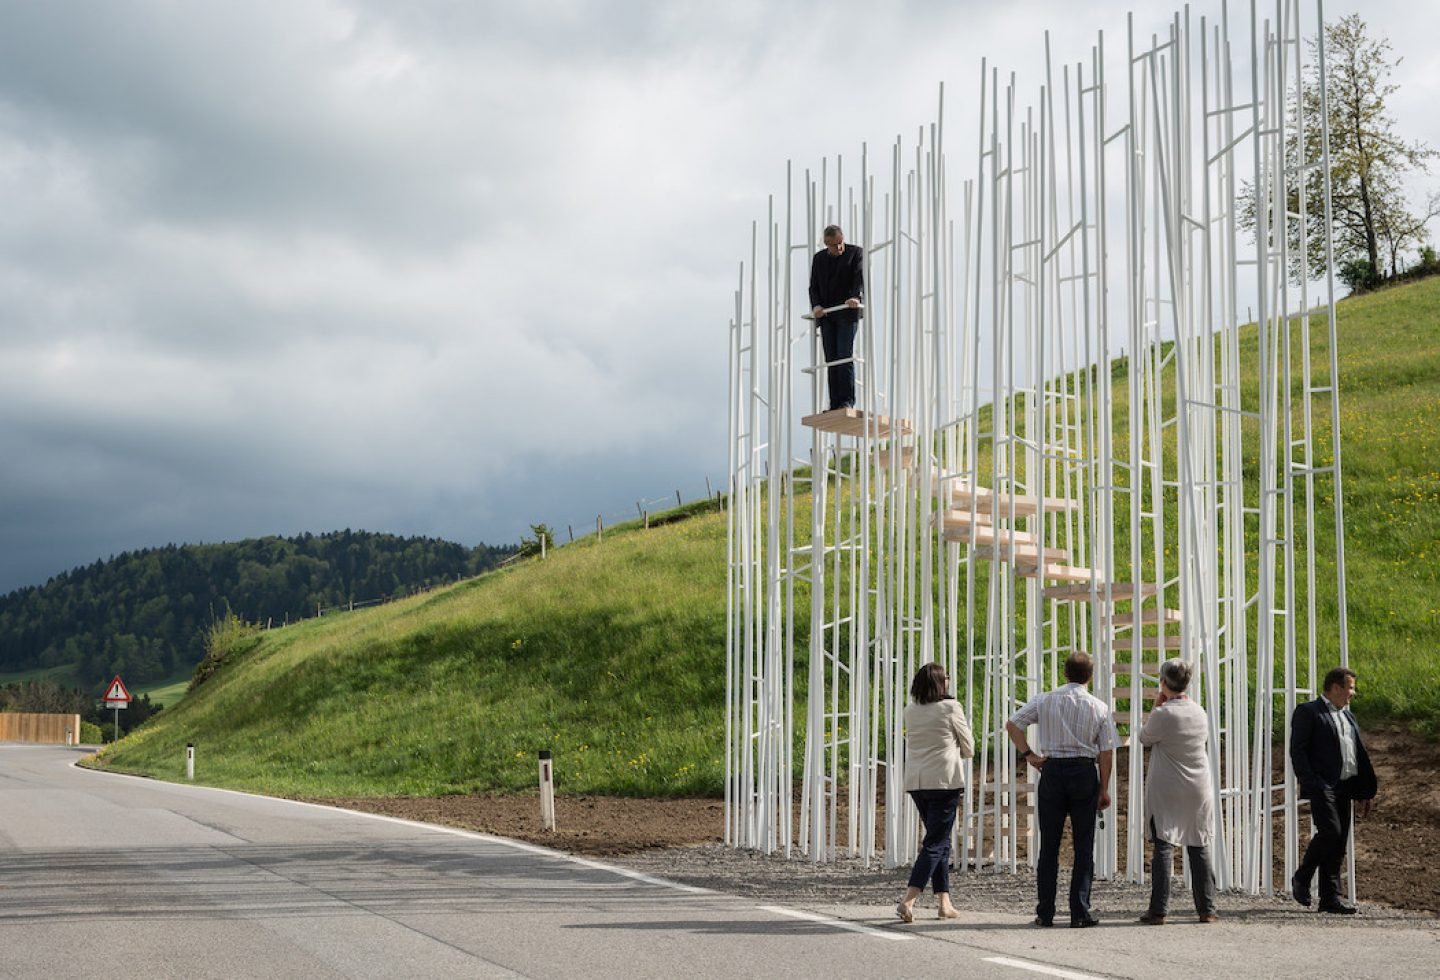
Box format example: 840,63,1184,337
725,0,1349,899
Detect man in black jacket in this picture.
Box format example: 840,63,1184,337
1289,666,1378,914
808,225,864,411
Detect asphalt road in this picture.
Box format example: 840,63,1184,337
2,744,1436,979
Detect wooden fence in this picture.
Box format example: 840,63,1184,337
0,712,83,744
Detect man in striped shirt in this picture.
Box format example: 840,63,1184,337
1005,651,1119,928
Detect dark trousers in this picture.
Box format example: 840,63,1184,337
818,314,859,410
1297,785,1354,903
1036,758,1099,922
907,789,961,893
1147,818,1217,917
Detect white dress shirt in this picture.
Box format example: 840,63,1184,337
1323,694,1359,781
1010,682,1120,759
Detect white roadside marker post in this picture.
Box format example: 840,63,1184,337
186,742,195,781
538,750,556,831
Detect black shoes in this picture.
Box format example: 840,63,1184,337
1318,900,1358,915
1070,915,1100,928
1291,870,1313,908
1032,916,1053,927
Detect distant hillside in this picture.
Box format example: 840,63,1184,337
91,277,1440,798
0,531,516,689
95,500,727,797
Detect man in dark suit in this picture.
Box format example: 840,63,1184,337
808,225,864,411
1289,666,1378,914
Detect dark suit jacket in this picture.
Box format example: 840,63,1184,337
1289,697,1378,801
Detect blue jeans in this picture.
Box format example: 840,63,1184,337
818,313,859,410
1036,757,1099,922
1148,818,1217,916
907,789,961,893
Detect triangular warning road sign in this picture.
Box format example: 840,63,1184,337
104,675,132,703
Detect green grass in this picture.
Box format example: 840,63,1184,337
133,670,194,709
0,663,78,686
0,662,190,708
95,507,730,797
1319,280,1440,725
90,277,1440,796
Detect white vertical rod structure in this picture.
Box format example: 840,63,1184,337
721,1,1341,898
1313,0,1355,903
724,263,741,846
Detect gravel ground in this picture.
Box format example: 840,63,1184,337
614,843,1435,926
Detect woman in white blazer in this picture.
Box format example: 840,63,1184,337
897,662,975,922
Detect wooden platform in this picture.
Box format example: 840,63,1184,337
1119,634,1184,650
932,508,994,528
943,525,1051,552
973,542,1070,564
947,482,1081,516
1043,581,1161,600
874,447,917,469
1015,563,1100,583
1109,661,1162,677
1110,608,1183,626
800,407,913,438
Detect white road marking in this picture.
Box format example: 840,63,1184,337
69,757,713,894
755,905,913,942
983,955,1107,979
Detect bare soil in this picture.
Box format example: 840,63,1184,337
307,724,1438,918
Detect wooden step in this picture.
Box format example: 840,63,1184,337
874,447,917,469
948,482,1081,517
1112,709,1151,727
1043,581,1161,601
943,524,1041,550
1116,634,1183,650
937,520,1047,553
1110,686,1158,702
801,407,913,438
930,508,994,529
973,542,1071,564
1110,609,1182,627
1015,563,1099,583
1108,662,1162,678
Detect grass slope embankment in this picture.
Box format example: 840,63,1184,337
94,504,729,797
91,277,1440,798
1323,278,1440,723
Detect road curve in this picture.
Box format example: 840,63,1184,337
6,744,1437,980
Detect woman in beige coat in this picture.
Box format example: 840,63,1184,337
896,663,974,923
1137,658,1218,924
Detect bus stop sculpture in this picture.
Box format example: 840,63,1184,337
726,0,1351,898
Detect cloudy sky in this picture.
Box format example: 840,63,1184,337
2,0,1436,595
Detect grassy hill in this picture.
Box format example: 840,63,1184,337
91,276,1440,797
94,503,729,796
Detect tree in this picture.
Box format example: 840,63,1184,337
1244,15,1437,284
519,524,556,558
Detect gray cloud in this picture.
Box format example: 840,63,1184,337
1,0,1435,594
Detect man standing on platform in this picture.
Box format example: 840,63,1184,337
1005,651,1119,928
808,224,864,411
1289,666,1378,915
